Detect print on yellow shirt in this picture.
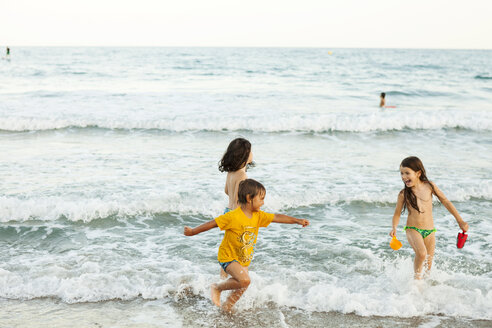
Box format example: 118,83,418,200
238,226,256,263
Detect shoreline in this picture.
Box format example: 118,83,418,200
1,298,490,328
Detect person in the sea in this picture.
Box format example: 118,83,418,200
218,137,254,279
379,92,386,107
184,179,310,312
389,156,469,279
219,137,253,214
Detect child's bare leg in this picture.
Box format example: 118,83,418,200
222,266,249,312
211,283,221,307
215,262,250,291
222,287,247,313
220,267,228,280
406,229,427,279
215,262,250,311
423,232,436,273
211,266,235,307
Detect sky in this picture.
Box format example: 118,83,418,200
1,0,491,48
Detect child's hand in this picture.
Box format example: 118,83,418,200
459,221,469,232
184,226,194,236
389,228,396,237
297,219,310,227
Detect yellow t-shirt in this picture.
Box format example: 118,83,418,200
215,207,274,267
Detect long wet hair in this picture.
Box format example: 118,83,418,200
400,156,436,214
218,138,252,172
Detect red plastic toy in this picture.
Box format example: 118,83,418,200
457,230,468,249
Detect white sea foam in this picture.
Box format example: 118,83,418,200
0,256,490,319
0,194,223,223
1,110,492,133
238,257,492,319
1,181,490,223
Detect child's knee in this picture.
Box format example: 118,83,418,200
415,249,427,260
239,277,250,288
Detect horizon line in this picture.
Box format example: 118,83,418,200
3,45,492,50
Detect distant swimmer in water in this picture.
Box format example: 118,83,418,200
3,47,10,60
380,92,396,108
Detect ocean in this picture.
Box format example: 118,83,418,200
1,47,491,327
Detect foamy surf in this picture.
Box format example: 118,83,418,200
1,110,492,133
1,181,490,223
0,251,489,320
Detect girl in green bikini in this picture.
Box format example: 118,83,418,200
390,156,469,279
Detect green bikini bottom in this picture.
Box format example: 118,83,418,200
404,226,436,239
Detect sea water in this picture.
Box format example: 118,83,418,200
1,48,491,327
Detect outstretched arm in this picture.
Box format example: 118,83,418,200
431,182,469,232
184,219,218,236
390,191,404,237
273,214,309,227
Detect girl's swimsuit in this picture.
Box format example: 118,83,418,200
224,207,232,214
404,226,436,239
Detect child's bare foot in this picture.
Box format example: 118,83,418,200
221,301,235,313
210,283,221,307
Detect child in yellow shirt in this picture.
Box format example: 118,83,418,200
184,179,309,312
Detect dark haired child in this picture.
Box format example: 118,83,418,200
219,138,254,213
184,179,309,312
390,156,469,279
380,92,386,107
